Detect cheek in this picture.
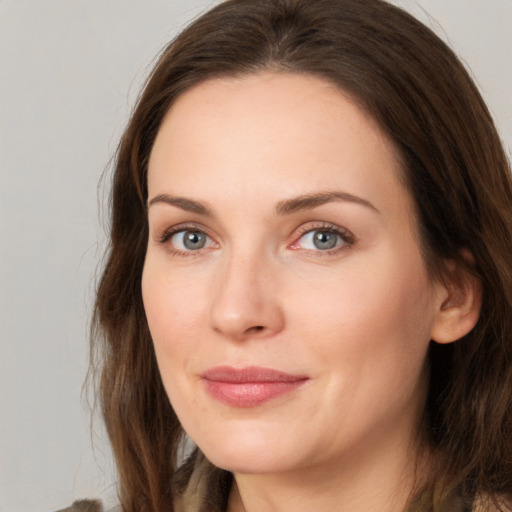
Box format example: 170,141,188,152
290,261,434,445
141,260,212,430
141,259,208,369
289,248,435,380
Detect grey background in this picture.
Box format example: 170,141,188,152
0,1,510,511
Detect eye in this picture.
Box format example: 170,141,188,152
168,229,214,251
302,230,339,250
290,225,353,253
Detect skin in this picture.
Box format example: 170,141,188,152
142,72,477,512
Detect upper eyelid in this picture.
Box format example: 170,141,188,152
293,222,355,240
295,222,347,234
155,222,212,239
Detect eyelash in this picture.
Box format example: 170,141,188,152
157,223,214,257
156,222,355,257
290,222,355,257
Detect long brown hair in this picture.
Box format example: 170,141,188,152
91,0,512,510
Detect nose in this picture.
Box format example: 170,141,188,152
209,251,285,341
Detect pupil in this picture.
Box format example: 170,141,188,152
184,231,205,249
314,231,337,250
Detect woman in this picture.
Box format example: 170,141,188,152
88,0,512,511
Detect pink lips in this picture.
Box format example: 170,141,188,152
201,366,309,407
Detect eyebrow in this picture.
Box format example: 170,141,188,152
275,191,380,216
147,190,379,216
148,194,213,216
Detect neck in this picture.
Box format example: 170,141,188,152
227,427,429,512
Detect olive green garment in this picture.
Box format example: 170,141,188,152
56,454,471,512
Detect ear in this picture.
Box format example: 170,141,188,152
430,254,482,344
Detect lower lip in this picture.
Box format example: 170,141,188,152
202,379,307,407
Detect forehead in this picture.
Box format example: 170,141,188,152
147,72,409,218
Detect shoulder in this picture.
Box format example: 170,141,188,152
55,500,107,512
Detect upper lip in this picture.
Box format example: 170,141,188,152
201,365,309,383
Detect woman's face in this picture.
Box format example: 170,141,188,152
142,72,445,476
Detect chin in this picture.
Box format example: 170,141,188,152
192,424,300,474
203,446,290,475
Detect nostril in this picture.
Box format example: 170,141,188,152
239,325,267,337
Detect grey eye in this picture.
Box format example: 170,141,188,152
171,230,209,250
290,225,354,254
312,231,338,250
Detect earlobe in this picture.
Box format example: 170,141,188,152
430,260,482,344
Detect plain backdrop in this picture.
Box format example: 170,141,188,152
0,1,510,511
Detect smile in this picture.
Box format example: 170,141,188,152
201,366,309,407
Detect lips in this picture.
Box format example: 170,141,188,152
201,366,309,407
